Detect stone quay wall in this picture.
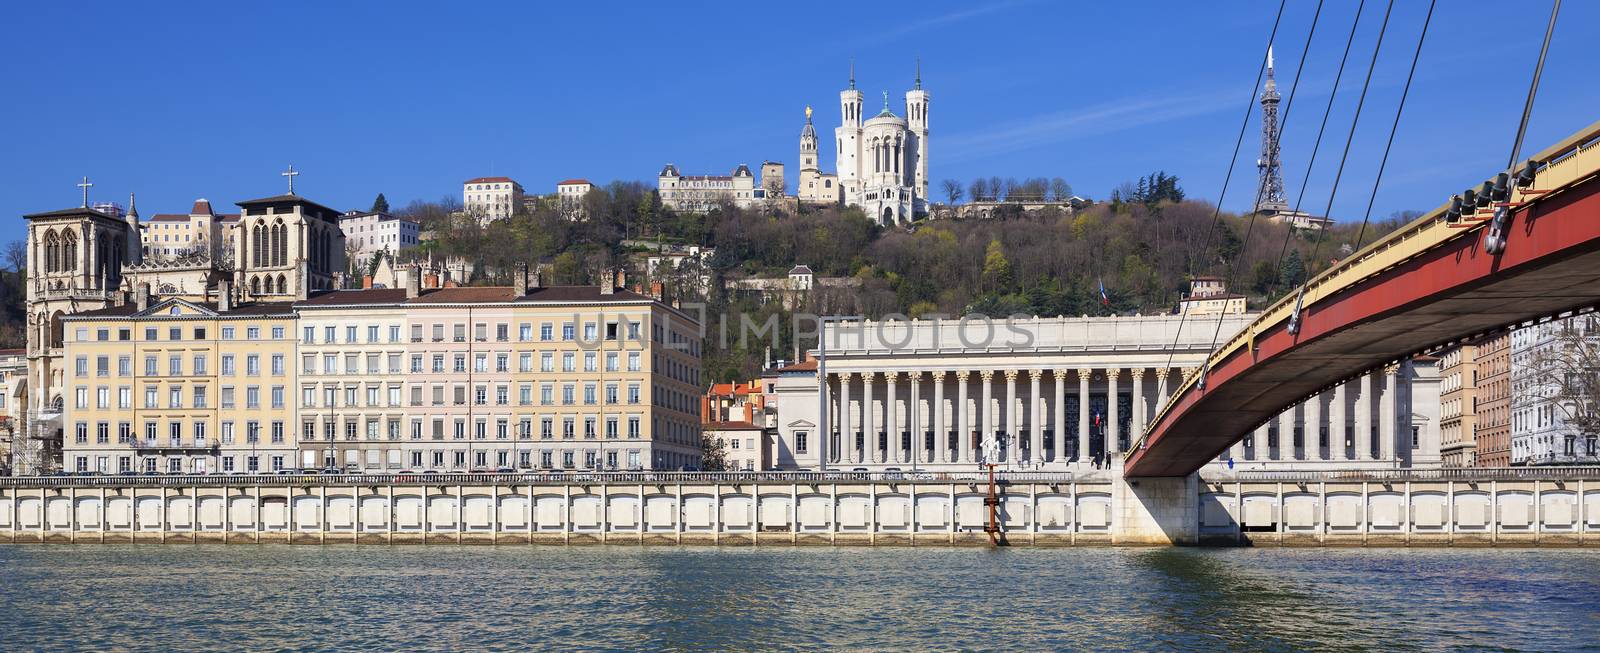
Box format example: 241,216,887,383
1,469,1596,547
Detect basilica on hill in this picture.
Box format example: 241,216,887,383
797,63,930,226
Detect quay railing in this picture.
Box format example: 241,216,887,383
0,470,1081,489
1216,466,1600,483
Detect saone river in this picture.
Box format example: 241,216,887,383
1,546,1596,652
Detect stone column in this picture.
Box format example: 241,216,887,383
1107,368,1121,456
885,372,899,464
1252,424,1268,460
861,372,875,465
1356,372,1374,461
1052,370,1067,464
1332,379,1348,459
909,371,923,464
1077,368,1092,463
1278,407,1294,461
956,371,970,463
972,372,985,464
1131,368,1147,443
932,371,947,463
1156,368,1170,413
838,373,852,466
1380,364,1399,463
1004,370,1019,464
1307,393,1324,460
1029,370,1044,465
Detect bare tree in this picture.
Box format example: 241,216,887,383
941,179,964,205
4,240,26,273
969,178,989,203
1050,178,1072,202
1527,315,1600,460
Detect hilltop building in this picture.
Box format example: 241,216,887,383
656,164,760,213
817,63,929,225
463,176,523,221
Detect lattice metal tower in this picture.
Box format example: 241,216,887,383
1255,46,1288,214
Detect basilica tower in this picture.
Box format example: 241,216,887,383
905,60,929,199
836,62,864,199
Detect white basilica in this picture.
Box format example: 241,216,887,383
798,64,929,226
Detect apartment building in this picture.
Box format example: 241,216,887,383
60,296,299,474
58,281,705,473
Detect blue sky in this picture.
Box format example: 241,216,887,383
3,0,1595,245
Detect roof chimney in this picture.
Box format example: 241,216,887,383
600,268,616,295
217,279,232,313
135,283,150,312
515,264,530,298
405,264,421,299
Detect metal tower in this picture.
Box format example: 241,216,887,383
1255,46,1288,214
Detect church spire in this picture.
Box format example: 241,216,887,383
126,192,138,218
849,59,855,89
915,57,922,90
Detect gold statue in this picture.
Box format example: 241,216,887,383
805,105,813,121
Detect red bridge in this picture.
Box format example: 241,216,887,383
1126,120,1600,477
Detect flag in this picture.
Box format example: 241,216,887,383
1098,278,1110,307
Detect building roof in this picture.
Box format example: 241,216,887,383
789,265,814,275
704,421,764,431
65,299,297,319
146,214,191,222
191,199,214,215
295,285,661,307
234,194,342,219
557,179,592,186
465,176,516,185
0,348,26,356
776,359,817,372
23,207,115,221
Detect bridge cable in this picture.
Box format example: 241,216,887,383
1283,0,1400,337
1156,0,1303,381
1197,0,1364,390
1484,0,1561,255
1350,0,1435,254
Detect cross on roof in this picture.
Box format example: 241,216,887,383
282,164,300,195
77,176,93,208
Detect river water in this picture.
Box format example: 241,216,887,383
1,546,1596,652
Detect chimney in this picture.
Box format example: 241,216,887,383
515,264,529,298
362,275,373,289
529,265,543,290
600,268,615,295
405,264,422,299
135,283,150,311
614,268,626,288
217,279,232,313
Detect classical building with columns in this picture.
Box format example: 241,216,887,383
768,314,1440,472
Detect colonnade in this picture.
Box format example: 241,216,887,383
1227,363,1412,465
824,367,1192,468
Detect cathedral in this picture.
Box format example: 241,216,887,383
798,64,929,226
16,181,346,473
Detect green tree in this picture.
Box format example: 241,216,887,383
1278,248,1306,290
371,193,389,213
981,238,1013,293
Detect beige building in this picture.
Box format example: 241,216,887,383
0,349,27,476
1438,341,1479,467
706,421,769,471
463,176,524,221
1177,276,1247,315
340,210,420,265
556,179,594,220
60,294,300,474
55,272,707,474
797,106,842,205
657,164,758,213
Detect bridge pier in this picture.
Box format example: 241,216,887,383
1112,472,1199,546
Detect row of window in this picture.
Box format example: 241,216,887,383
74,419,280,446
72,415,648,447
75,384,285,411
75,325,284,343
77,353,285,378
302,381,643,408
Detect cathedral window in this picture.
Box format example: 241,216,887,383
62,230,78,272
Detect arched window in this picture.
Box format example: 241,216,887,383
250,276,260,296
277,223,287,266
276,274,287,295
271,221,284,266
251,223,263,267
62,230,77,272
43,230,59,273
